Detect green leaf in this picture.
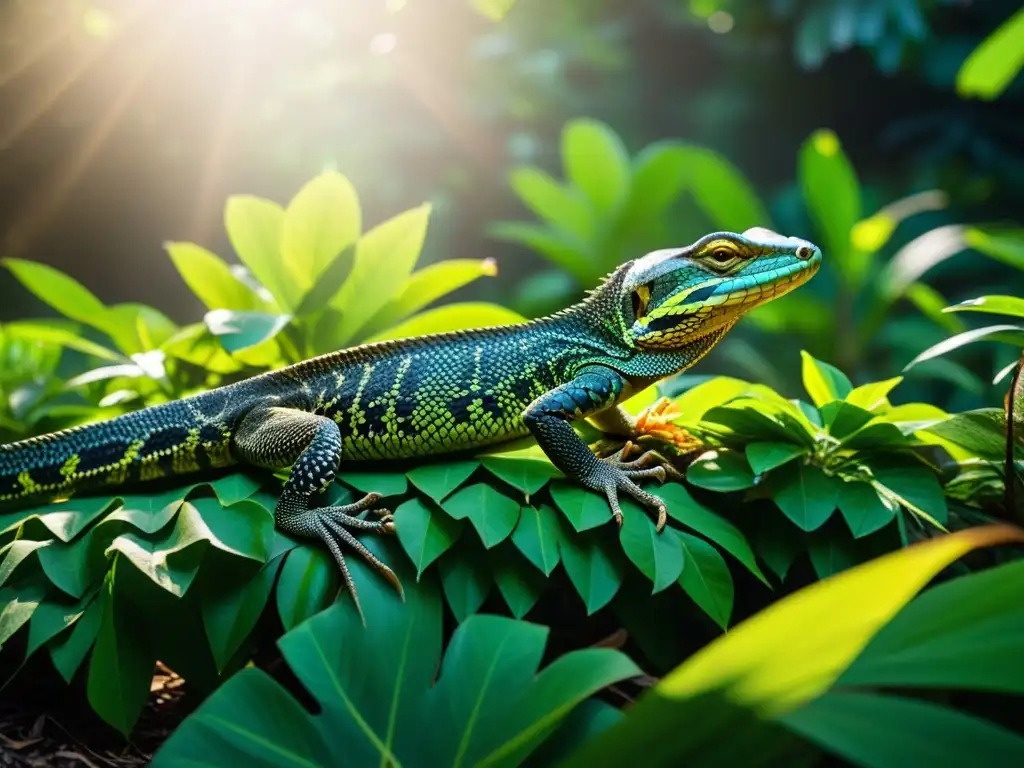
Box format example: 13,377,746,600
3,320,124,362
799,130,861,276
807,533,859,580
676,531,734,630
702,403,813,446
843,376,901,411
49,590,104,683
905,324,1024,370
471,0,516,22
489,544,547,619
224,194,296,311
781,691,1024,766
562,118,631,215
333,204,430,342
201,555,283,673
184,498,272,562
956,7,1024,100
619,501,684,594
3,258,108,328
511,505,562,575
407,460,479,502
442,483,521,548
365,302,524,344
841,559,1024,693
509,166,595,243
923,409,1007,460
549,482,613,532
293,243,356,318
364,258,498,335
771,463,838,531
86,565,155,736
946,294,1024,318
871,462,947,524
561,525,1024,767
275,545,337,631
488,222,593,284
965,226,1024,270
836,481,895,538
337,471,408,498
745,442,808,474
204,309,290,353
819,401,874,438
0,539,49,588
686,450,755,492
208,474,262,507
103,488,187,534
800,350,853,406
155,557,640,768
0,584,44,648
622,143,689,226
25,589,93,659
682,145,771,232
166,242,260,311
480,455,562,500
281,172,360,294
840,422,909,450
438,541,491,622
394,498,464,578
559,523,625,614
659,484,768,585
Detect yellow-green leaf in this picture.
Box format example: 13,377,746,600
166,242,260,311
957,7,1024,100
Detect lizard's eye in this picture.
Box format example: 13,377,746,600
632,286,650,319
711,248,733,263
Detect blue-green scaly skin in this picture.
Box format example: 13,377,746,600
0,229,820,601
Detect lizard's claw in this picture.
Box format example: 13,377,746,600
582,451,677,533
632,397,702,454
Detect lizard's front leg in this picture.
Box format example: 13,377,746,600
234,406,399,616
523,365,673,531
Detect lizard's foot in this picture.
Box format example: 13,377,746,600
293,491,402,620
583,457,675,533
632,397,702,454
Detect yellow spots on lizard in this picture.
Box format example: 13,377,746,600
60,453,81,479
172,428,202,475
106,439,145,486
17,471,40,496
349,363,374,434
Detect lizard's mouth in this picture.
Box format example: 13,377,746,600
632,252,821,349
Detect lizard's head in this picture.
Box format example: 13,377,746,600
620,228,821,350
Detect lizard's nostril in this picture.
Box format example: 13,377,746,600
796,245,814,260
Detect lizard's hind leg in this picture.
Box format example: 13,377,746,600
234,406,399,617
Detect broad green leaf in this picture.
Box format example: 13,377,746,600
338,471,408,498
183,498,272,562
840,421,909,450
208,474,262,507
510,166,595,242
0,584,44,648
471,0,516,22
799,130,862,279
333,204,430,342
559,522,625,614
946,294,1024,318
224,195,296,310
819,401,874,438
771,463,838,531
480,455,562,500
549,482,614,532
407,460,479,502
293,244,356,318
366,302,525,343
442,483,520,548
702,403,812,446
281,172,360,293
836,481,895,538
686,450,755,492
676,531,734,630
394,498,464,578
745,442,808,474
25,589,93,659
0,539,49,588
807,533,859,580
619,501,684,594
201,555,283,673
49,589,104,683
922,409,1008,460
3,320,124,362
3,258,109,327
781,691,1024,766
562,118,631,215
800,350,853,406
511,505,561,575
905,324,1024,370
683,145,770,232
86,564,155,736
104,521,207,598
622,142,689,226
364,258,498,335
965,226,1024,270
204,309,290,353
659,484,768,585
166,242,260,311
489,544,547,619
438,541,491,622
840,559,1024,693
14,497,116,543
155,547,639,768
956,7,1024,99
488,221,593,284
561,525,1024,767
275,545,337,631
673,376,757,422
871,462,947,524
103,488,187,534
845,376,902,410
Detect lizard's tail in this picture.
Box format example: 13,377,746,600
0,398,238,508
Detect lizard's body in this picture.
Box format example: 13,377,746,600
1,228,821,606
